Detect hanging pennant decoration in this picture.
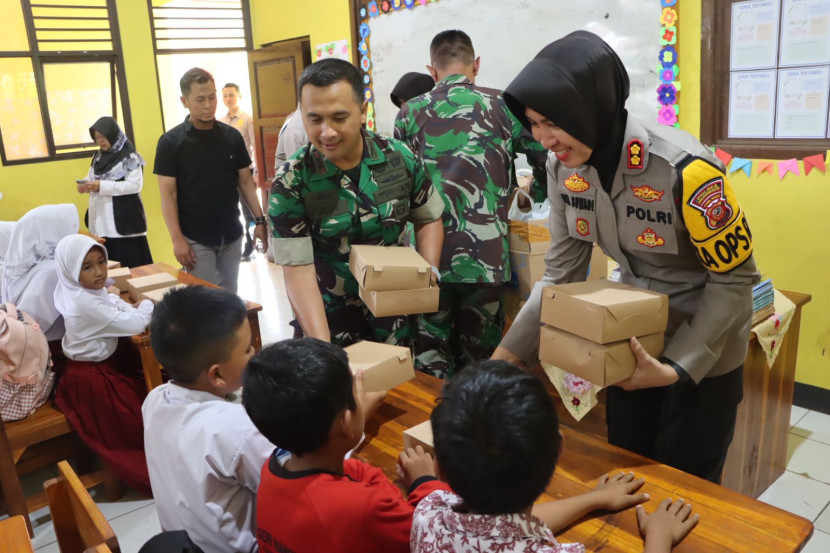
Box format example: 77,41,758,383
715,148,733,167
803,153,826,175
777,158,800,179
730,157,752,177
757,161,775,175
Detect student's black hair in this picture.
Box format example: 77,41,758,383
297,58,363,106
149,286,247,383
242,338,357,456
179,67,214,97
431,360,562,514
222,82,240,92
429,29,475,69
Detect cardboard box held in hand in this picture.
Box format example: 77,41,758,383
403,420,434,456
344,340,415,393
126,273,179,303
349,245,439,317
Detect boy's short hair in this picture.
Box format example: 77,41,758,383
298,58,363,106
431,361,561,515
429,29,475,69
149,286,247,383
242,338,356,456
222,82,240,92
180,67,214,97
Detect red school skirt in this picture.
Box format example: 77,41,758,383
55,338,151,496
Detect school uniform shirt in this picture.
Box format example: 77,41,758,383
411,489,585,553
84,166,146,238
143,382,284,553
502,117,760,383
257,453,449,553
394,74,548,284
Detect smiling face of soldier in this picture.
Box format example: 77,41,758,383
300,80,368,170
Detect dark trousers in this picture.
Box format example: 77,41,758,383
606,366,744,483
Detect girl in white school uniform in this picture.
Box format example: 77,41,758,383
53,233,153,495
1,204,79,342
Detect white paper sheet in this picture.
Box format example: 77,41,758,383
779,0,830,66
731,0,781,69
775,66,830,137
728,70,777,137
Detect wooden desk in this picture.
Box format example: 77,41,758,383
0,515,35,553
127,263,263,391
357,372,813,553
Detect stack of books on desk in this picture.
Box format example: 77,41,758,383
752,278,775,326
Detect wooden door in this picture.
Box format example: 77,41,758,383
247,37,311,196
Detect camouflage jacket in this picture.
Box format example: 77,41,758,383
394,74,548,284
269,129,443,305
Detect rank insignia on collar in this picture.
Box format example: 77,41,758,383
564,173,590,193
688,177,733,230
637,227,665,248
627,140,644,170
631,185,665,202
576,217,590,236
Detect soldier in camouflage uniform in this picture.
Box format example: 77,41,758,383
394,30,548,378
270,59,444,348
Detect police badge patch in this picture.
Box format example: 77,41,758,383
576,217,590,236
631,185,665,202
564,173,590,193
688,177,733,230
627,140,644,169
636,227,665,248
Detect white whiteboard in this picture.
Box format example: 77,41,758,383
368,0,662,137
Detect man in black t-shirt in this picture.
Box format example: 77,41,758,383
154,67,268,292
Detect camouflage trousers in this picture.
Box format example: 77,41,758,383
291,295,412,349
413,283,505,379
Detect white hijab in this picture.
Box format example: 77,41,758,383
1,204,80,305
0,221,16,292
53,234,123,341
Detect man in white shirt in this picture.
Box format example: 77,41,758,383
143,286,285,553
220,83,258,261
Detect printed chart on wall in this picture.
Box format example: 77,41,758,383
728,0,830,139
362,0,662,137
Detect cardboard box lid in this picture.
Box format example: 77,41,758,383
108,267,131,278
543,280,666,322
142,284,188,303
344,340,415,392
403,420,434,453
349,245,431,292
126,272,178,290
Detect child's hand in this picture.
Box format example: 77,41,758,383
354,370,386,418
396,446,436,489
591,472,648,511
636,498,699,551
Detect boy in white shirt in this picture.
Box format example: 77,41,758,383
142,286,285,553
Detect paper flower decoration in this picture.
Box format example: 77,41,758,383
659,45,677,67
660,7,678,26
392,0,402,9
359,23,370,38
658,105,678,125
363,73,371,85
364,88,373,102
661,0,677,6
661,27,676,45
360,56,371,71
660,68,676,83
417,0,427,5
404,0,415,7
368,1,379,17
359,41,368,55
381,0,390,13
657,83,677,105
359,6,367,18
367,116,376,131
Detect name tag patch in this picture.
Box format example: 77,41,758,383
625,205,673,226
561,193,595,211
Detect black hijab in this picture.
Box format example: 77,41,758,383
89,116,141,179
390,72,436,108
504,31,630,191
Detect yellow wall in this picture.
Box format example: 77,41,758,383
680,0,830,390
249,0,352,57
0,0,170,265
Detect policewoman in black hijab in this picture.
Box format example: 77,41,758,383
77,117,153,268
494,31,760,483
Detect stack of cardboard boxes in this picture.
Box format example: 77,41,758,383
125,273,183,304
349,246,439,317
538,280,669,386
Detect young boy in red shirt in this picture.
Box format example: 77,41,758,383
242,338,448,553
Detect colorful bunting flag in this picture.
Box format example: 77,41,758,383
730,157,752,177
715,148,733,166
777,158,800,179
803,154,826,176
758,161,775,175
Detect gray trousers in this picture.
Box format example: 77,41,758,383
185,235,243,292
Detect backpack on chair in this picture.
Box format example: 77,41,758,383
0,302,55,421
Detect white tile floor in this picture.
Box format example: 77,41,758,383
2,255,827,552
